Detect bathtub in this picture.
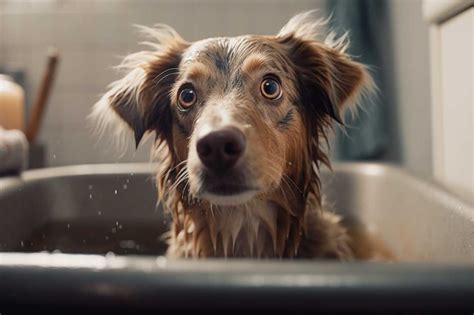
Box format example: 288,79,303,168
0,163,472,312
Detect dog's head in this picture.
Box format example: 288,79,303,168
94,11,373,208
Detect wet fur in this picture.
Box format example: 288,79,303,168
93,11,378,259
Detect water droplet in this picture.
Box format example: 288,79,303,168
89,193,93,199
97,210,102,216
115,221,119,226
126,179,130,183
111,228,117,233
156,256,167,268
82,239,86,244
105,236,109,240
114,189,118,195
122,184,128,190
88,185,93,190
53,154,56,159
20,241,24,247
105,251,115,258
66,223,70,229
118,224,123,230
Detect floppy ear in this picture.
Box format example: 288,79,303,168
277,11,374,124
92,25,188,147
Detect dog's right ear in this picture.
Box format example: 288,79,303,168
92,25,189,148
277,11,374,125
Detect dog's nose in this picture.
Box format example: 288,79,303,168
196,127,246,172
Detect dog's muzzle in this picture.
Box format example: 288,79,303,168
196,127,246,174
196,127,258,200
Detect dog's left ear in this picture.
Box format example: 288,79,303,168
277,11,373,124
92,25,188,147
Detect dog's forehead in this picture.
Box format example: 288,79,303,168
181,36,261,71
182,38,226,62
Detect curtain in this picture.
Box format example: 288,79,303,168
326,0,389,160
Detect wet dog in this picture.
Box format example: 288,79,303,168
93,11,377,259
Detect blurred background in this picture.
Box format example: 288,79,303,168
0,0,472,195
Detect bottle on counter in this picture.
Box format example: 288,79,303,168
0,74,25,130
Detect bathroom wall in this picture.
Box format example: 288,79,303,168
0,0,433,177
385,0,433,176
0,0,322,166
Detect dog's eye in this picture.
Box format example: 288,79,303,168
178,87,197,110
260,78,282,100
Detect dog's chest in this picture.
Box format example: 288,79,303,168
173,200,285,258
210,202,279,257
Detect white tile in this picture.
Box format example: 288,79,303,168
91,49,122,90
65,93,96,126
25,47,56,90
92,0,130,14
0,13,5,62
43,92,95,126
1,47,29,69
34,89,64,130
28,13,58,47
52,50,96,92
30,0,58,13
54,12,97,50
3,13,31,48
92,13,137,48
2,1,32,14
223,1,258,36
37,125,66,166
55,0,93,14
57,129,97,165
253,2,290,35
127,1,177,27
187,1,223,40
55,125,152,165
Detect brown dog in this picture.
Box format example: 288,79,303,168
93,11,376,259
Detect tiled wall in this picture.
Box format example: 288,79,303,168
0,0,322,167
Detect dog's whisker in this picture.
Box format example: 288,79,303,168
281,174,302,194
153,67,180,83
164,159,188,184
153,71,180,86
170,173,189,192
168,166,189,192
259,155,302,194
171,159,188,171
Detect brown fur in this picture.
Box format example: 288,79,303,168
93,11,384,260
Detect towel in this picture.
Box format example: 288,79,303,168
0,127,29,175
327,0,388,160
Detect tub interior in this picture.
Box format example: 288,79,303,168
0,163,472,262
0,168,168,255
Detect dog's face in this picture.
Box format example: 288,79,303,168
94,12,371,207
173,37,307,206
